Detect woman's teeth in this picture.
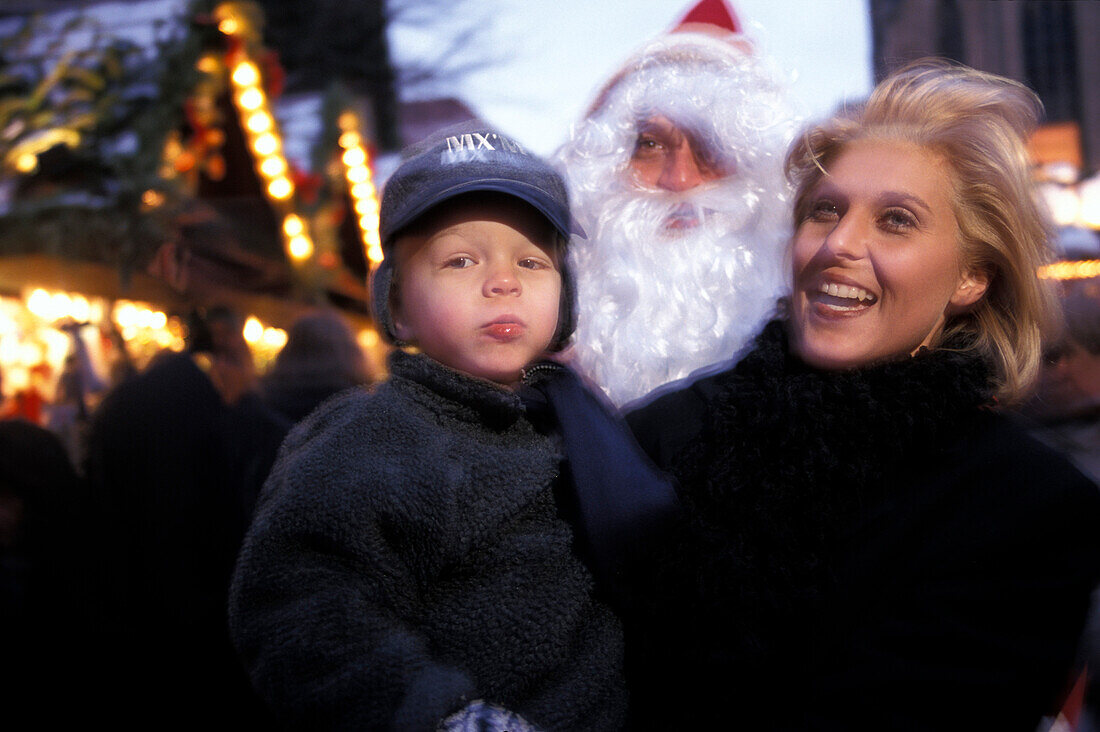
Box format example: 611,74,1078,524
819,282,876,304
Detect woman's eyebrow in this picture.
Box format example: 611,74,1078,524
876,190,933,214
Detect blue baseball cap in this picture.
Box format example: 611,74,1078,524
378,126,584,248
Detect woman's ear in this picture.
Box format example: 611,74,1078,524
948,267,990,313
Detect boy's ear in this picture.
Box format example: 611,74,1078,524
393,319,413,343
948,266,990,313
390,287,414,343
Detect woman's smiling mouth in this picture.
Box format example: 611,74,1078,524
811,282,878,312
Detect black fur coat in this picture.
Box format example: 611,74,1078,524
229,350,626,731
626,321,1100,731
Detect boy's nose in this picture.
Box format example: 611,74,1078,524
484,265,521,296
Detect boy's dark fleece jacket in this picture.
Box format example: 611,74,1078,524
228,349,626,731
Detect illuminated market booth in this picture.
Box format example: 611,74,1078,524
1032,121,1100,292
0,0,393,417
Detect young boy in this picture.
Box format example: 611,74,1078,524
228,127,631,730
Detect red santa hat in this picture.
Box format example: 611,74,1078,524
584,1,753,116
674,0,742,34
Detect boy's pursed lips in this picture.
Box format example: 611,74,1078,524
482,315,526,341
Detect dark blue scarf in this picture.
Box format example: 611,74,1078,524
519,362,680,603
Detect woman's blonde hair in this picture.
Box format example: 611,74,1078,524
785,59,1060,405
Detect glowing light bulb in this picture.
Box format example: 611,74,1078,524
351,182,376,200
142,189,165,208
238,87,265,110
70,295,91,322
243,317,264,344
27,289,51,318
338,112,358,131
246,112,273,133
260,156,287,178
342,147,367,167
50,293,72,321
232,62,260,87
346,166,369,184
15,153,37,173
268,177,293,199
287,235,314,261
115,302,138,328
282,214,304,237
196,55,220,74
338,131,360,149
262,328,288,348
252,133,279,156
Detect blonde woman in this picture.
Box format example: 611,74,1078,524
625,60,1100,730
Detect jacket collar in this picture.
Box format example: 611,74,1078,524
387,349,527,429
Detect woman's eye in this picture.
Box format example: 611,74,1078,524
806,200,838,221
880,209,916,232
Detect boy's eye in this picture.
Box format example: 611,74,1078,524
444,256,475,269
518,258,551,270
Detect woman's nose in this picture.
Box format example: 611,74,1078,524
820,215,867,260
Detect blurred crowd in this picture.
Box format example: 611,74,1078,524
0,306,375,726
2,283,1098,726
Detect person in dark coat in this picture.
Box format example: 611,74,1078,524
229,127,657,730
0,417,85,719
1027,288,1100,482
625,60,1100,731
258,309,373,424
82,305,288,726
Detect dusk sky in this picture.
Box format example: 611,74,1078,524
388,0,874,156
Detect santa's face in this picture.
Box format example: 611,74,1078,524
629,116,728,194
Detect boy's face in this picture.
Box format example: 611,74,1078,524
392,195,562,386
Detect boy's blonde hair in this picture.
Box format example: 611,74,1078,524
786,59,1060,404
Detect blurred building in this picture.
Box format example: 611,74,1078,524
872,0,1100,261
0,0,398,409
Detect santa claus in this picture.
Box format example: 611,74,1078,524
555,0,797,406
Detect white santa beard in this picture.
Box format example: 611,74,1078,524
569,184,789,407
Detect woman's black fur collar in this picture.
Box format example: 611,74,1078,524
683,320,994,512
